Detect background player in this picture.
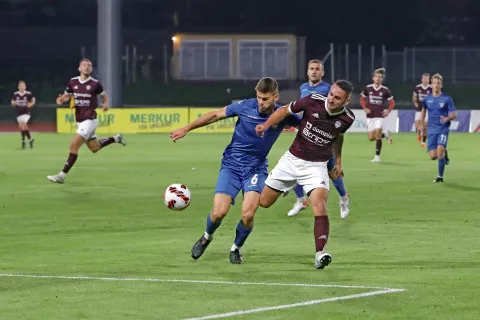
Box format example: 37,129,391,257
256,80,355,270
420,73,455,183
170,77,300,264
288,59,350,219
413,73,431,147
47,59,126,184
11,80,36,149
360,68,395,163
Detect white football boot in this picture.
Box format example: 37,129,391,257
114,133,127,146
47,172,66,184
315,251,332,270
339,194,350,219
287,200,309,217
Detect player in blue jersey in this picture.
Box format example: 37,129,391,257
288,59,351,219
419,73,455,183
169,77,301,264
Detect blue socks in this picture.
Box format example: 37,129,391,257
205,213,222,238
233,220,253,248
332,177,347,197
293,184,304,198
438,158,446,178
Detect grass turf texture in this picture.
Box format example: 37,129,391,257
0,132,479,319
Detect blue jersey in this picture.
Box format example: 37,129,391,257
222,98,301,170
300,81,331,98
422,93,456,135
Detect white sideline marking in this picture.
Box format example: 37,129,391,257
183,288,405,320
0,274,405,319
0,273,390,290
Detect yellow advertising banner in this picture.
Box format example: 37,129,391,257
56,108,189,134
189,108,238,133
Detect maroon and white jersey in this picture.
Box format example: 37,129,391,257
65,76,105,122
287,94,355,162
413,84,432,111
12,91,34,116
361,84,393,118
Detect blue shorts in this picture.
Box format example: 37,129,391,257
215,166,267,205
427,131,449,151
327,154,335,171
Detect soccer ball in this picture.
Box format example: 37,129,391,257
163,184,191,211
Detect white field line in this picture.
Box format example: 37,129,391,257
0,273,396,290
183,288,405,320
0,273,406,320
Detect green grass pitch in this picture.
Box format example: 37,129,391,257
0,132,479,320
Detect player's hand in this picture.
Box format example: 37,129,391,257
335,165,344,178
56,94,68,105
256,124,267,137
101,104,109,112
417,126,423,135
56,95,63,105
170,127,188,142
364,108,371,115
382,110,390,117
440,116,448,123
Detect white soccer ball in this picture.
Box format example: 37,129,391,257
163,184,191,211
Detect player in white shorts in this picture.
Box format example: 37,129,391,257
360,68,396,163
47,59,126,184
11,80,36,149
413,73,431,147
255,80,355,270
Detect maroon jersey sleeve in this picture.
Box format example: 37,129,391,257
94,82,105,95
288,96,311,114
341,108,355,133
27,93,34,102
361,87,369,97
65,80,74,94
11,93,16,101
384,88,393,101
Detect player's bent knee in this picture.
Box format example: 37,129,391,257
241,210,256,224
211,209,228,220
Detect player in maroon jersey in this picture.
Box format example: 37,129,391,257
47,59,126,184
11,80,36,149
255,80,355,270
413,73,431,147
360,68,396,162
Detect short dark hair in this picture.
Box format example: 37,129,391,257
422,72,430,77
255,77,278,94
432,73,443,82
334,80,353,96
79,58,92,65
373,68,386,76
308,59,323,67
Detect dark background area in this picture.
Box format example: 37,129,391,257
0,0,479,110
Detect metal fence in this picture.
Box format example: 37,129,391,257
325,44,480,84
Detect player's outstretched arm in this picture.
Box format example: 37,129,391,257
10,99,16,107
441,111,457,123
27,97,36,108
56,93,71,105
412,93,419,110
333,133,344,177
419,108,426,134
170,107,228,142
100,92,109,112
256,106,290,136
